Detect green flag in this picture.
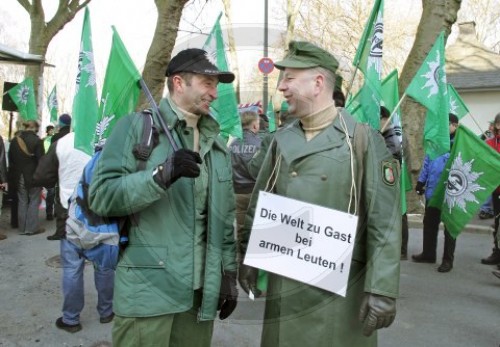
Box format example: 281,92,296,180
406,32,449,160
353,0,383,129
267,98,276,132
203,13,242,139
47,85,58,123
96,26,141,147
381,69,411,213
447,84,469,120
7,78,37,121
345,89,364,122
72,7,99,155
429,125,500,238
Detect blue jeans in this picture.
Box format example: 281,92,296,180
17,175,41,234
60,239,114,325
480,195,494,214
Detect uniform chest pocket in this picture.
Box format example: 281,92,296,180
216,167,233,182
316,145,352,164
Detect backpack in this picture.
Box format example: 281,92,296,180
65,111,157,269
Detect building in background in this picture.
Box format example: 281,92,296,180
446,21,500,134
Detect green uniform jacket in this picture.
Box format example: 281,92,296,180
242,112,401,346
89,99,236,321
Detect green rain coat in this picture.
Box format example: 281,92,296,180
242,111,401,346
89,98,236,321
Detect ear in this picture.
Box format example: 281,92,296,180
314,74,325,95
172,75,184,92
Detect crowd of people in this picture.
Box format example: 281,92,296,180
0,40,498,346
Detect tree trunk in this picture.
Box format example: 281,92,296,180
285,0,302,45
399,0,461,213
137,0,189,110
19,0,92,120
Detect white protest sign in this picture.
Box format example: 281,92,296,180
244,191,358,297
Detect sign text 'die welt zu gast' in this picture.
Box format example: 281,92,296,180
244,192,358,297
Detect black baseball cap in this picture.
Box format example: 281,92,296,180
166,48,235,84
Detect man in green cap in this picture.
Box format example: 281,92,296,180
240,41,401,346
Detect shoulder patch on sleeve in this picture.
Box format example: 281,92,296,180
382,160,397,186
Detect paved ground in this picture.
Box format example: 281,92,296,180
0,206,498,346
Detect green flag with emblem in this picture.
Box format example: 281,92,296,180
405,32,449,160
203,13,241,140
72,7,99,155
47,85,58,123
352,0,383,129
7,78,37,121
96,26,141,147
429,125,500,238
447,84,469,120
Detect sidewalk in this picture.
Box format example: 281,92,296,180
1,206,499,346
407,213,494,234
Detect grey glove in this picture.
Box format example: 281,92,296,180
359,293,396,337
238,264,262,298
217,271,238,320
153,149,202,189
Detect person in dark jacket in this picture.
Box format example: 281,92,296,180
380,106,408,259
43,125,55,221
482,113,500,266
228,110,262,291
46,114,72,240
51,114,71,144
413,113,459,272
8,120,45,235
0,135,8,240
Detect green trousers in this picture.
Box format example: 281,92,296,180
112,290,214,347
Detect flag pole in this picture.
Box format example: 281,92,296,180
464,112,485,135
380,93,407,133
139,79,179,151
344,65,360,102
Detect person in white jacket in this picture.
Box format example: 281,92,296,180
33,132,114,332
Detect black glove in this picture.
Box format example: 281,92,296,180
153,149,202,189
415,181,425,195
238,264,262,298
218,271,238,320
359,293,396,337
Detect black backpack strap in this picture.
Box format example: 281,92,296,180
132,110,155,170
122,110,157,247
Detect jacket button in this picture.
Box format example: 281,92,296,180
321,175,327,181
183,130,190,135
158,261,164,266
291,171,298,177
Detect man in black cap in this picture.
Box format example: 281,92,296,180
88,48,238,346
240,41,401,346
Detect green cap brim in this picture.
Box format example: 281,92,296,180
274,58,319,70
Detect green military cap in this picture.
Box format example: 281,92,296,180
274,41,339,75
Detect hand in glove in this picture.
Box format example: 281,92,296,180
359,293,396,337
218,271,238,320
153,149,202,189
415,181,425,195
238,264,262,298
